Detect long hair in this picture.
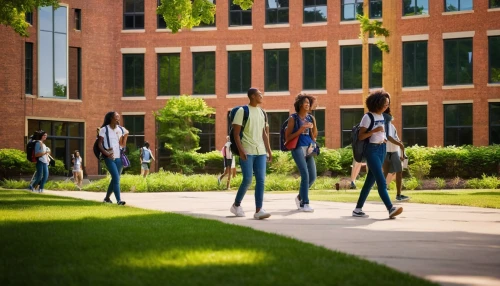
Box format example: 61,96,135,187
101,111,116,127
33,130,46,140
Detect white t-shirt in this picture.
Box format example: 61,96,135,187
98,125,129,159
386,123,401,153
73,157,82,171
223,142,232,159
232,106,268,155
360,112,386,144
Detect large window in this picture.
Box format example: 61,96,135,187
69,47,81,99
444,104,472,146
194,115,216,153
158,53,180,96
123,54,144,97
445,0,473,12
267,112,289,150
402,105,427,147
229,3,252,26
369,44,382,88
403,0,429,16
38,6,67,98
444,38,473,85
341,109,364,147
311,109,325,146
341,0,363,21
341,45,362,90
489,36,500,83
123,115,145,150
265,49,289,92
303,48,326,90
266,0,289,24
403,41,428,87
491,0,500,8
193,52,216,95
228,51,251,94
304,0,327,23
490,103,500,145
370,0,382,18
123,0,144,29
25,42,33,95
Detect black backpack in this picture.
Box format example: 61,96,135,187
93,126,110,160
228,105,267,156
26,139,37,163
351,113,375,163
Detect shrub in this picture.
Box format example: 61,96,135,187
123,146,141,175
403,177,420,190
337,147,354,176
201,151,224,173
316,148,342,175
49,159,67,176
0,149,35,179
406,145,431,180
171,150,206,174
268,151,295,175
435,177,446,190
466,174,500,189
1,179,30,189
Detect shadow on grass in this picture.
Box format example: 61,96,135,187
469,192,500,196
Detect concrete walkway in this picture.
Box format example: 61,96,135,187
46,190,500,286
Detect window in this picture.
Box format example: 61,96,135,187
489,36,500,83
311,109,325,146
158,53,180,96
75,9,81,30
157,0,167,28
402,105,427,146
194,115,216,153
444,38,473,85
228,51,251,94
123,115,145,150
341,0,363,21
123,0,144,29
341,109,364,147
266,0,289,24
198,0,216,27
445,0,473,12
267,112,289,150
25,43,33,95
369,44,382,88
38,6,68,98
490,103,500,145
403,0,429,16
304,0,327,23
69,47,81,99
123,54,144,97
229,3,252,26
265,49,289,92
491,0,500,8
303,48,326,90
25,12,33,25
403,41,428,87
341,45,362,90
444,104,472,146
370,0,382,18
193,52,215,95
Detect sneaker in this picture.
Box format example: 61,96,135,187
230,204,245,217
28,185,34,192
350,182,356,189
254,209,271,220
352,209,368,217
301,204,314,212
294,195,301,210
39,189,43,193
389,206,403,218
103,198,113,204
396,195,410,201
117,201,126,206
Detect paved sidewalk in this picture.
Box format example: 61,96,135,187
47,190,500,286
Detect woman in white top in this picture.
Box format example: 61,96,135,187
72,150,83,189
98,111,129,205
29,130,50,193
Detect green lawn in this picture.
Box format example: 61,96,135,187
0,190,435,286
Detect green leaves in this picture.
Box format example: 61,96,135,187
356,14,390,53
156,0,216,33
0,0,60,37
232,0,253,10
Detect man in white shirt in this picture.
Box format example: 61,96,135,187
218,136,234,190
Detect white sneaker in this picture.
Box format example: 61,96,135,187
254,209,271,220
230,205,245,217
294,195,301,210
301,204,314,212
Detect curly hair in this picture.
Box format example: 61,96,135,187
293,94,316,113
365,90,390,113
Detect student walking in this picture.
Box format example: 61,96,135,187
140,142,155,178
29,130,50,193
230,88,272,220
218,136,235,190
285,94,318,212
98,111,129,205
72,150,84,189
352,90,403,219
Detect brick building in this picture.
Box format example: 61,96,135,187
0,0,499,176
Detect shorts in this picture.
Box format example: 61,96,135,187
224,158,232,168
384,152,403,173
141,162,150,170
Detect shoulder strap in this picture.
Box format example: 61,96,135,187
367,113,375,131
105,126,111,150
260,107,268,123
241,105,250,131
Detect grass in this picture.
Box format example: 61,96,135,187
0,190,435,286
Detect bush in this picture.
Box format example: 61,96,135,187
201,151,224,173
49,159,67,176
465,174,500,189
403,177,420,190
123,146,141,175
435,177,446,190
268,151,295,175
171,150,206,174
406,145,431,180
337,147,354,176
0,149,35,179
316,148,342,175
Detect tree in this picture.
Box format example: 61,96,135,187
356,14,390,53
0,0,59,37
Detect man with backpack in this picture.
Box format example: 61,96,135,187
140,142,155,178
218,136,235,190
229,88,272,220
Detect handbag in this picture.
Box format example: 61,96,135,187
284,136,299,150
120,148,130,168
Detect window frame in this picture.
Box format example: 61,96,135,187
192,52,216,95
122,54,145,97
340,45,363,90
369,44,383,88
303,0,328,23
229,2,252,26
443,104,473,147
266,0,289,24
194,114,216,153
444,0,473,12
443,38,473,86
302,47,327,90
25,12,33,25
228,51,252,94
402,0,429,16
123,0,144,30
402,105,428,147
488,36,500,84
264,49,289,92
122,115,145,151
489,103,500,145
402,41,428,87
25,42,33,95
340,108,364,147
341,0,363,21
267,111,290,150
157,53,181,96
369,0,382,19
74,9,81,30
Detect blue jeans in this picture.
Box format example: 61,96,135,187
235,155,267,209
291,147,317,205
104,158,123,202
32,161,49,190
356,143,393,210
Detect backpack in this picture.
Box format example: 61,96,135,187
93,125,127,160
26,139,37,163
279,113,313,151
351,113,375,163
228,105,267,156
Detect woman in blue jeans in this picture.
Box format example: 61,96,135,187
29,130,50,193
98,111,129,205
285,94,318,212
352,90,403,219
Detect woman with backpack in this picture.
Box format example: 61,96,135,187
140,142,155,178
29,130,50,193
285,94,318,212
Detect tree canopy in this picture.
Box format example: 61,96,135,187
0,0,59,37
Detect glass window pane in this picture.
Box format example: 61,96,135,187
39,6,53,31
158,54,180,95
315,49,326,89
458,39,473,84
53,122,68,136
461,0,473,10
28,120,39,137
40,121,51,134
278,51,289,91
341,46,362,89
444,40,458,85
489,37,500,83
402,105,427,128
54,6,67,34
370,0,382,18
369,45,382,88
402,129,427,147
39,31,53,97
193,52,215,94
491,0,500,8
242,11,252,25
303,49,314,89
125,0,135,12
446,0,459,11
341,109,364,147
54,33,67,97
68,122,81,137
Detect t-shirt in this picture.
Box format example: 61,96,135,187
98,125,129,159
223,142,232,159
360,112,386,144
295,114,315,147
141,147,151,163
232,106,268,155
73,157,82,171
35,141,49,164
386,123,401,153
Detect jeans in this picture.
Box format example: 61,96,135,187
291,147,317,205
104,158,123,202
356,143,393,210
32,161,49,190
235,155,267,209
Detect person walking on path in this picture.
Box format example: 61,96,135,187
140,142,155,178
29,130,50,193
230,88,272,220
349,160,366,189
72,150,84,189
285,94,318,212
98,111,129,205
352,90,403,219
218,136,234,190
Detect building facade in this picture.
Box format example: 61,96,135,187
0,0,499,175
